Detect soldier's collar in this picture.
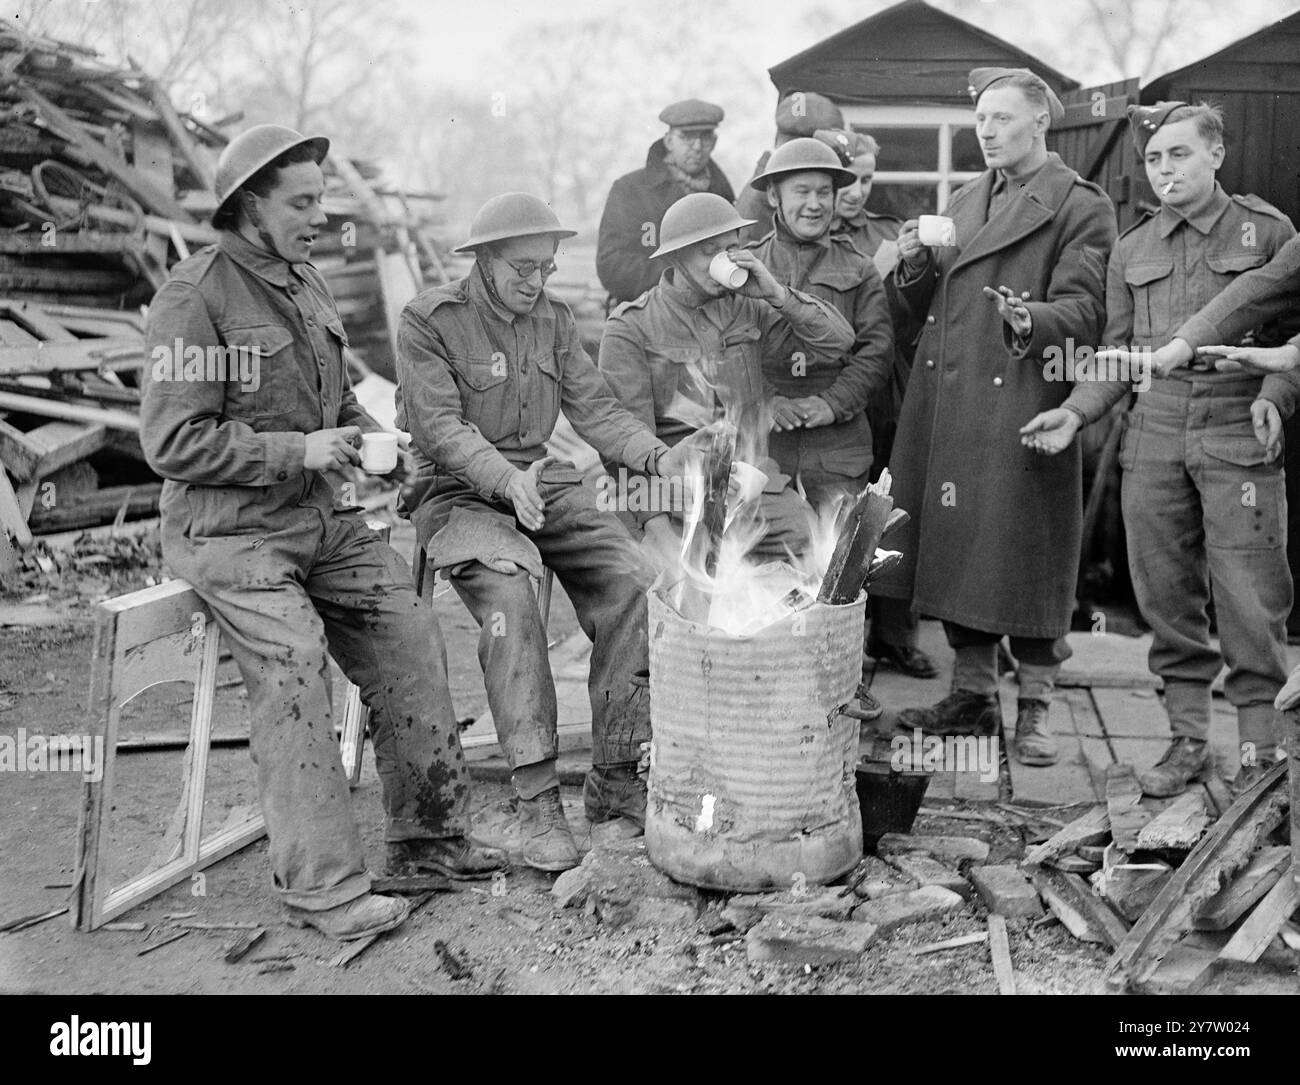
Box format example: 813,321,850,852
662,266,714,309
774,211,832,249
1158,182,1230,237
468,261,554,324
218,229,301,288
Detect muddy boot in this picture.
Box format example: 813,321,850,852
895,690,1001,737
517,786,580,872
583,763,646,844
286,892,410,941
1139,737,1209,798
1012,698,1058,766
385,836,509,880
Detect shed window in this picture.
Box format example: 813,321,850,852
840,105,984,220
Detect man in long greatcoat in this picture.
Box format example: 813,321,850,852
873,68,1117,764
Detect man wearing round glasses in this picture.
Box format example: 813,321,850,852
597,98,735,306
396,193,702,871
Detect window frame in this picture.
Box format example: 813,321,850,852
839,104,983,212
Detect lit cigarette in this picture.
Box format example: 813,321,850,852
1161,182,1175,196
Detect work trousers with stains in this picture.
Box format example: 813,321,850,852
1120,379,1291,750
419,476,652,788
160,473,471,912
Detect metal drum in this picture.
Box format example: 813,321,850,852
645,589,864,891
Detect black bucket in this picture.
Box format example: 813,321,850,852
855,759,931,851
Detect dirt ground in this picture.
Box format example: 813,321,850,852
0,524,1113,995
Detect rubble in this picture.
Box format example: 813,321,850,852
970,865,1043,919
745,913,878,968
852,885,964,933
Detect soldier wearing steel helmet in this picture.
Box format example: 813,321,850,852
396,193,699,871
747,139,936,710
598,191,855,560
140,125,507,943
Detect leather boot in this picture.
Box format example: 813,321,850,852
1012,698,1058,766
385,836,509,880
583,763,646,845
866,638,939,679
895,690,1001,736
517,786,580,872
1139,737,1209,798
286,892,410,941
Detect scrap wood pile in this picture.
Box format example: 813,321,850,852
0,28,450,575
631,730,1296,993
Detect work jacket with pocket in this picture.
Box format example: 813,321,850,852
1065,185,1300,425
395,264,665,511
141,230,380,535
749,215,895,487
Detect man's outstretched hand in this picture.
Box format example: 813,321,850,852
1020,408,1081,455
983,285,1032,338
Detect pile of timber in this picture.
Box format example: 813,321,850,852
1010,751,1298,993
0,28,451,573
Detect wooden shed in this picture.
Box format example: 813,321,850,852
767,0,1077,219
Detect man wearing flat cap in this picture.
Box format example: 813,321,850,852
875,67,1117,767
597,98,734,305
1023,101,1300,798
735,91,845,243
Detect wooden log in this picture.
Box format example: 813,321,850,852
0,339,141,377
818,482,895,604
28,482,160,533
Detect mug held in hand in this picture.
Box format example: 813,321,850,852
360,431,399,474
917,215,956,247
709,251,749,289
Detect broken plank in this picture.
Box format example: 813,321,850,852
222,927,265,963
18,85,192,220
0,421,108,483
1094,848,1173,923
987,914,1016,994
1194,846,1290,931
913,931,988,956
0,391,139,432
1106,760,1290,986
1032,869,1125,947
1218,871,1300,964
1105,763,1152,853
0,905,69,932
876,833,989,863
1021,805,1109,867
1136,789,1209,851
137,929,189,956
0,465,33,547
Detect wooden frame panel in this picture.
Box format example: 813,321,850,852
73,579,369,931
